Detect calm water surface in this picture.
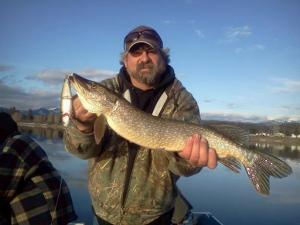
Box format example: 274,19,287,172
22,127,300,225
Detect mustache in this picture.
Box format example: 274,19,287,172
136,62,154,71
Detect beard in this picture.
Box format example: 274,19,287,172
129,61,166,87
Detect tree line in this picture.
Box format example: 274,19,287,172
4,107,300,136
202,120,300,136
7,107,61,125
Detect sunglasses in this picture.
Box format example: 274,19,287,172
124,29,163,50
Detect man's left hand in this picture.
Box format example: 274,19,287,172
178,134,218,168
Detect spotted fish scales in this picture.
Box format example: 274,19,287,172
64,73,292,195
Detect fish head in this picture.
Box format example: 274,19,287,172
69,73,116,115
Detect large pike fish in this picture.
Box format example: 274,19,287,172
62,73,292,195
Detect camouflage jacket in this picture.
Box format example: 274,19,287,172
64,73,201,225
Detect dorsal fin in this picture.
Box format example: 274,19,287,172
203,123,250,146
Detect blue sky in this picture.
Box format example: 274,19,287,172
0,0,299,122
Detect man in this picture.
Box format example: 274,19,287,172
64,25,218,225
0,112,77,225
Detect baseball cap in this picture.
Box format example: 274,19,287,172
124,25,163,52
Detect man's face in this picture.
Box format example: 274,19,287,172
124,43,166,87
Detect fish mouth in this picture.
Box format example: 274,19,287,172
69,73,92,93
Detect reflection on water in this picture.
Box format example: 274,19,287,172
249,143,300,162
19,126,64,140
179,142,300,225
20,126,92,225
20,127,300,225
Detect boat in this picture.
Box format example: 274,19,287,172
68,211,224,225
183,211,224,225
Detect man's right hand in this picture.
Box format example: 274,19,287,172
72,96,97,133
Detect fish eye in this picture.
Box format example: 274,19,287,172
91,82,96,89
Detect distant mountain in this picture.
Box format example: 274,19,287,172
32,108,50,115
0,107,60,115
1,106,299,136
31,107,61,115
48,107,60,113
1,106,299,124
202,113,300,123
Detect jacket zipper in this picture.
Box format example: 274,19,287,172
120,143,139,215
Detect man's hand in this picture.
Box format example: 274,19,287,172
72,96,97,133
178,134,218,168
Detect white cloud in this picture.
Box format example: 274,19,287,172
202,112,267,123
79,68,116,81
270,78,300,93
279,105,300,112
226,102,241,109
0,64,14,72
0,80,59,110
27,69,68,85
200,97,244,110
194,29,205,39
223,26,252,42
234,44,266,54
1,67,116,110
253,44,265,50
27,68,115,85
235,48,244,54
188,19,196,24
163,20,172,25
203,98,213,103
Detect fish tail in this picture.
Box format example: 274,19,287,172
219,150,292,195
243,151,292,195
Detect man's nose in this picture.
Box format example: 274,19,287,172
140,51,150,62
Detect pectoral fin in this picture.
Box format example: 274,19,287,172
94,114,107,144
219,157,241,173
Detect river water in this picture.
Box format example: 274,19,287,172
20,127,300,225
